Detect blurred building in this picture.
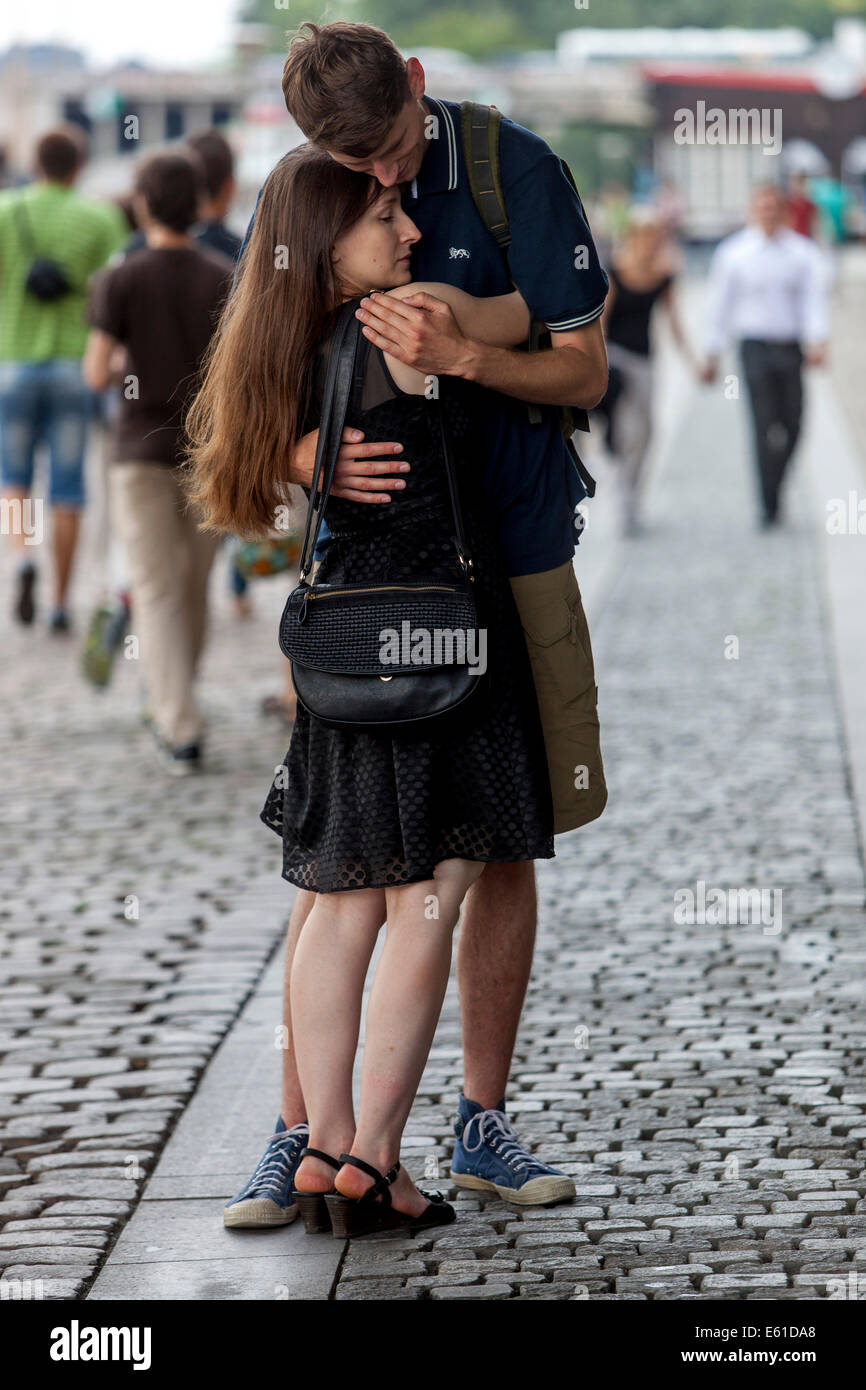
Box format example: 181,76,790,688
641,22,866,236
2,21,865,238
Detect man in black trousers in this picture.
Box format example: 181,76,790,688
701,183,830,526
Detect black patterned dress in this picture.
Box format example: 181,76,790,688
260,319,554,893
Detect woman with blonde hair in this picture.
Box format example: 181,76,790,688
598,204,698,535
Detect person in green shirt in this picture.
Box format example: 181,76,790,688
0,126,126,631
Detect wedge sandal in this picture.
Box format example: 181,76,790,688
294,1147,341,1233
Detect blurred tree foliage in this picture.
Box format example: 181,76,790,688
241,0,861,57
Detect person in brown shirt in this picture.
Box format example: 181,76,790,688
84,150,232,773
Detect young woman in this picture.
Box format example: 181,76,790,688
597,206,698,536
184,145,554,1233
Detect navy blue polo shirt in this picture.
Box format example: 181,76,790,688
404,96,608,576
238,96,608,577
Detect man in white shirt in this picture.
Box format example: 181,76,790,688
701,183,830,526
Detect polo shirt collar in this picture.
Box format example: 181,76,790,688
409,96,458,200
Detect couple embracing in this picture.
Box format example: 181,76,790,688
186,20,609,1237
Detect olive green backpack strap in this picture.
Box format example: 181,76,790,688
459,101,544,420
459,101,510,253
459,101,594,465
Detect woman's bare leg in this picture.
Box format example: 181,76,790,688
336,858,485,1216
292,885,386,1194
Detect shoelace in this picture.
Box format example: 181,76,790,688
460,1109,548,1176
240,1125,308,1199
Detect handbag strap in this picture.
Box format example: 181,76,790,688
298,300,360,579
298,296,474,581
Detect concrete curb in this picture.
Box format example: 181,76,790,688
87,926,347,1302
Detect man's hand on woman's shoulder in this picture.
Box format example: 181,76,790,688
355,290,476,378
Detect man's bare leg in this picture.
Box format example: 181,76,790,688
456,860,536,1108
452,858,575,1204
52,506,81,608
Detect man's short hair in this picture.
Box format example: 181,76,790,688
282,21,413,158
134,150,204,233
36,126,88,181
186,129,235,200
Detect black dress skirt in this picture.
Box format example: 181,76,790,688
260,331,554,892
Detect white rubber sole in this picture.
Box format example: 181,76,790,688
449,1170,576,1206
223,1198,299,1229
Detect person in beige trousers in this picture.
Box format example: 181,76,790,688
84,149,233,773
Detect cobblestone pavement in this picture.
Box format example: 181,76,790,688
0,527,295,1300
331,343,866,1300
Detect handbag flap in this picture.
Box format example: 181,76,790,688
280,582,483,676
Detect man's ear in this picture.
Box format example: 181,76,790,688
406,56,425,99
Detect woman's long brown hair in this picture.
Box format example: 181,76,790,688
183,144,377,537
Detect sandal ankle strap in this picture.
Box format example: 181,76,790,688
301,1146,341,1170
337,1152,401,1210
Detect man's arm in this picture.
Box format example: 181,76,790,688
358,126,610,408
700,241,736,383
388,282,530,347
289,426,410,504
356,290,609,408
83,329,118,392
801,242,830,366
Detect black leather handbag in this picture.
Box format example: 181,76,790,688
278,299,483,733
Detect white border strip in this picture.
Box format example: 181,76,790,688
804,373,866,859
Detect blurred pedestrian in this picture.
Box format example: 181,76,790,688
701,183,830,528
597,206,698,535
185,128,253,619
0,126,126,630
0,142,29,191
786,171,817,240
79,192,140,689
809,176,849,246
83,150,233,774
186,129,242,262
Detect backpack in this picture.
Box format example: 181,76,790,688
458,101,597,498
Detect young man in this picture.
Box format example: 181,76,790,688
226,21,609,1226
84,151,233,774
701,183,829,527
0,127,126,631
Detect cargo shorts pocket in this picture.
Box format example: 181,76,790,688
512,563,606,833
517,565,595,708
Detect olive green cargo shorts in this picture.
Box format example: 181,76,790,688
509,559,608,835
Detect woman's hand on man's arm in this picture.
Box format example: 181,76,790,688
288,427,410,505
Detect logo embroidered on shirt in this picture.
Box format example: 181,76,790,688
449,247,470,260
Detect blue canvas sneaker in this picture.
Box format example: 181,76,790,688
223,1117,309,1228
450,1094,575,1205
